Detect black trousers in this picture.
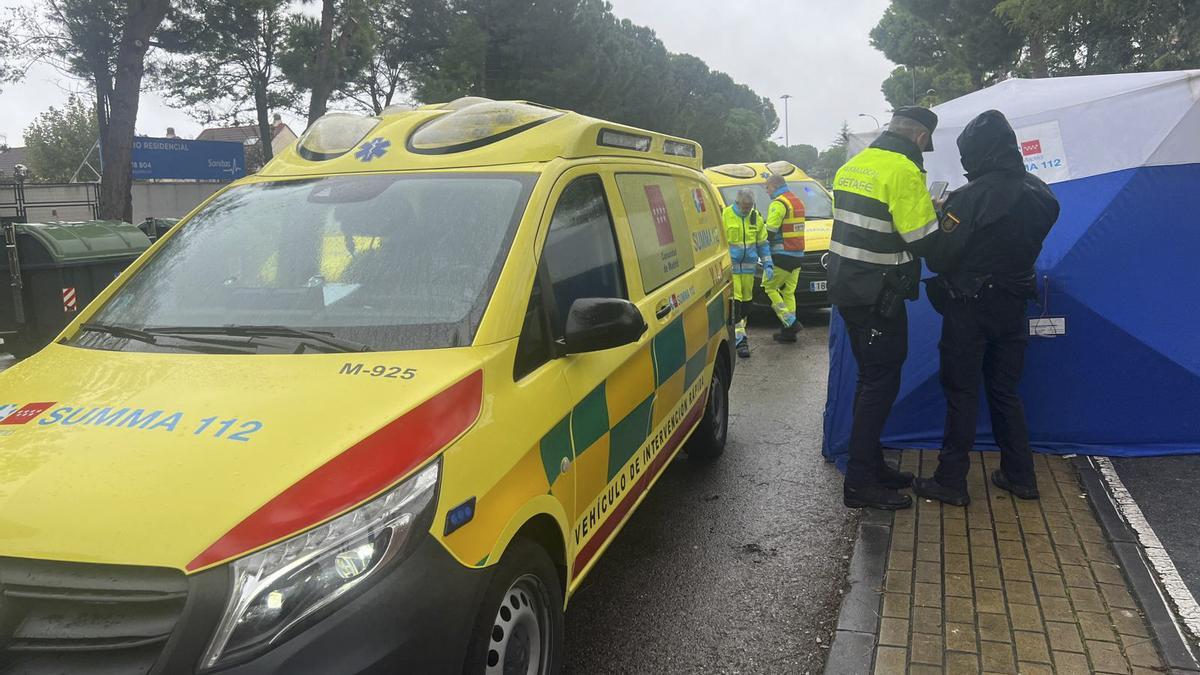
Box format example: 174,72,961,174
839,303,908,489
934,286,1037,490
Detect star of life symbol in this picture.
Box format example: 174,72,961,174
355,137,391,162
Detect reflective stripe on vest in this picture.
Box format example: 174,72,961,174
771,192,806,253
829,240,913,266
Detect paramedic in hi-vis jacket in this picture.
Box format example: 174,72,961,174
722,188,773,359
829,106,945,511
762,173,806,342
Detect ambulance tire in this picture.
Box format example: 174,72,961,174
464,538,564,675
685,356,729,460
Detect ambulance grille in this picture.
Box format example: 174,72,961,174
0,557,188,674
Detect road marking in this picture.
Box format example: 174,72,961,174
1094,456,1200,644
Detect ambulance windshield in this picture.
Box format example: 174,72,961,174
718,180,833,220
81,173,536,352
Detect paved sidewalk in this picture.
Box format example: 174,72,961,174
876,450,1165,674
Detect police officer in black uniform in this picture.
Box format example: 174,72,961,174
830,106,943,511
914,110,1060,506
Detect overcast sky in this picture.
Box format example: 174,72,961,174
0,0,895,150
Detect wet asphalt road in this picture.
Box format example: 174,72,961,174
1110,456,1200,603
563,309,858,675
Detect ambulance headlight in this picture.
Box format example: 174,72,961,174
200,461,440,670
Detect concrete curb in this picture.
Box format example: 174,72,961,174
824,508,891,675
1075,456,1200,673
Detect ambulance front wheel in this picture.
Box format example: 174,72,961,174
464,538,564,675
685,355,730,460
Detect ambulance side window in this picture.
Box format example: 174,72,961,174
541,175,626,336
514,175,625,380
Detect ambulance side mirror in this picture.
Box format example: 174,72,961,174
561,298,647,355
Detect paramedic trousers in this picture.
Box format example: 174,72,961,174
839,303,907,489
763,267,799,327
934,286,1037,491
732,273,755,345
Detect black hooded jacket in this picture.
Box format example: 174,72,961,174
926,110,1061,298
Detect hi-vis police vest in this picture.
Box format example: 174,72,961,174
767,191,806,255
827,131,939,307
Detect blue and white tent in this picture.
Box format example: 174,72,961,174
824,70,1200,468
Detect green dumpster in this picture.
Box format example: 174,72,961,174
1,220,151,356
139,217,180,241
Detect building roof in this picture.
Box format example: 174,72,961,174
0,147,29,177
196,123,295,145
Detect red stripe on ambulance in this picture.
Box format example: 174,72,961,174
187,370,484,571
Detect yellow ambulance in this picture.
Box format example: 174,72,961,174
704,161,833,307
0,99,734,674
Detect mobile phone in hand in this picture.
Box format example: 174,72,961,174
929,181,949,202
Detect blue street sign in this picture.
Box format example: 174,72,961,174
132,137,246,181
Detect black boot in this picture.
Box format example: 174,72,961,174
913,477,971,506
844,484,913,510
773,319,803,343
992,470,1039,500
736,341,750,358
877,463,914,489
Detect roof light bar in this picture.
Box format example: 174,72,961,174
709,164,758,179
296,113,380,161
408,101,562,155
663,140,698,158
765,160,798,177
597,129,651,152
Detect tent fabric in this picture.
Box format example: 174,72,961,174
825,71,1200,470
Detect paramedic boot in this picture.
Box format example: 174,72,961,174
772,319,803,343
736,339,751,359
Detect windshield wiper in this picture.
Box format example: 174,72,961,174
80,322,159,345
79,322,260,354
148,325,373,353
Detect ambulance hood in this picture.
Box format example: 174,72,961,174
0,344,486,571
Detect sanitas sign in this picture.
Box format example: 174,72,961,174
132,136,246,181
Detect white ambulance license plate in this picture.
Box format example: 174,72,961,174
809,281,827,292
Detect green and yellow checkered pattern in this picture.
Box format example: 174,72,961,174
539,294,726,507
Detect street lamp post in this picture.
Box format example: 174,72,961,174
780,94,793,147
858,113,880,129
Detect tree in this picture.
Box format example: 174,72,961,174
408,0,777,165
871,0,1200,109
281,0,375,125
870,0,1022,109
765,142,820,172
811,122,851,184
335,0,454,114
996,0,1200,74
24,95,99,182
4,0,172,220
0,18,15,90
157,0,297,163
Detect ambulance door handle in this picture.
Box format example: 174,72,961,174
655,304,672,320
